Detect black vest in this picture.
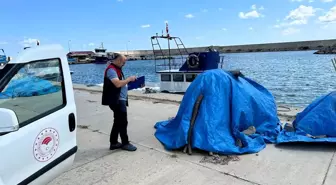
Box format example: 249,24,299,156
101,64,128,106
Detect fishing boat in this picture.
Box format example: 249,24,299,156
93,43,109,64
0,49,7,66
151,23,236,93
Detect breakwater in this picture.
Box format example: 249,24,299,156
112,39,336,57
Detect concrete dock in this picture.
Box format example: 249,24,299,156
49,86,336,185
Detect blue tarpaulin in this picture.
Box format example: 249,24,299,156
276,91,336,143
154,69,281,155
0,76,61,99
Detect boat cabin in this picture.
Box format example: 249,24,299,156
151,24,225,93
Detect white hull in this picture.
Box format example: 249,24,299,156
160,81,191,92
158,70,200,93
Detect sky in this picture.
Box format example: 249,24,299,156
1,0,336,56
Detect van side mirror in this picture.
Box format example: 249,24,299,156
0,108,19,134
7,56,11,62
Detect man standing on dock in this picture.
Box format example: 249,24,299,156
101,53,137,152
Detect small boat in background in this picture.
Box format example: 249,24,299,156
93,43,109,64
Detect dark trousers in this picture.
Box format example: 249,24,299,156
109,100,129,145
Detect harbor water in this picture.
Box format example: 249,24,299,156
69,50,336,107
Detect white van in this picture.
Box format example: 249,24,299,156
0,44,77,185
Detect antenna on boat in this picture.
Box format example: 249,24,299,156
166,22,171,70
150,23,189,72
166,22,169,37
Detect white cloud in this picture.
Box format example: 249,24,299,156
319,6,336,22
274,5,317,28
20,38,39,47
251,4,264,11
282,27,300,35
274,20,308,28
239,10,262,19
290,0,314,2
249,27,254,30
117,0,123,2
251,5,257,10
285,5,316,21
321,0,333,2
239,5,264,19
141,24,150,28
185,14,194,18
88,43,95,46
0,41,8,45
222,28,227,31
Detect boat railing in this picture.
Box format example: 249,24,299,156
154,55,187,71
155,55,226,72
151,23,227,72
332,58,336,71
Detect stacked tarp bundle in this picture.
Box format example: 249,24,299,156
154,69,281,155
277,91,336,143
0,76,61,99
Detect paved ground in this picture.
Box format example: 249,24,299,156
48,89,336,185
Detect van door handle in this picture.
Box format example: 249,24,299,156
68,113,76,132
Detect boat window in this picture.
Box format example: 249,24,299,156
0,58,66,127
173,74,184,82
186,74,197,82
161,74,171,82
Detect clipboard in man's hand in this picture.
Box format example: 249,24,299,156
128,76,145,90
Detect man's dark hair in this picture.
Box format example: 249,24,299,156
112,53,122,60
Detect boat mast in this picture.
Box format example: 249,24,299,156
166,23,171,71
150,23,189,72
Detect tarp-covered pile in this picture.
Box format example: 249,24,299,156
0,76,61,99
277,91,336,143
154,69,281,155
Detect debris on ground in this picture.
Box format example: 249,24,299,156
144,87,158,94
284,123,295,132
200,154,240,165
77,125,89,129
242,126,256,136
87,100,97,103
